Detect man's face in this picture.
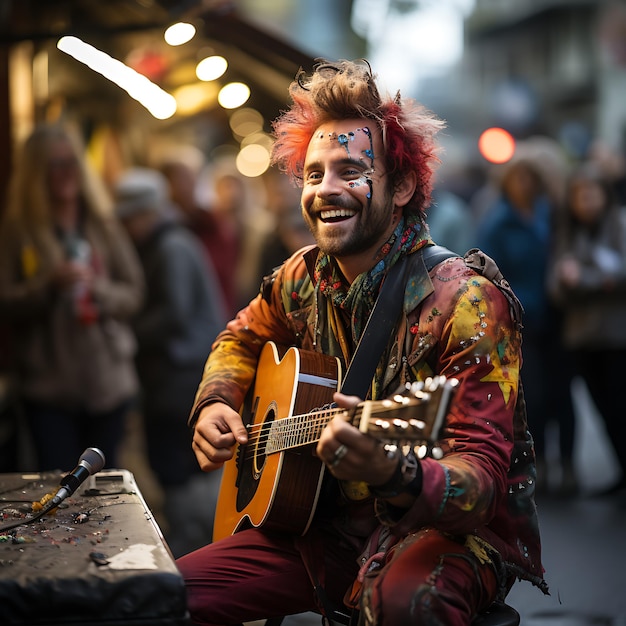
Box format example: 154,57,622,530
301,118,399,261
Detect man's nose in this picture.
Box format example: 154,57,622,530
315,172,343,198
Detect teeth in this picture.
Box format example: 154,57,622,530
320,208,356,220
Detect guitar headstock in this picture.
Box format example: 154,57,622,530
352,376,459,459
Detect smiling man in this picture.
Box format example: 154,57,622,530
177,60,548,626
300,121,413,280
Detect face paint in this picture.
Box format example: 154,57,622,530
326,127,375,201
320,127,374,164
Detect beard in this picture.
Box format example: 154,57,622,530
303,191,394,258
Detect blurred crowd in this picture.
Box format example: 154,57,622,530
1,120,625,556
0,122,313,556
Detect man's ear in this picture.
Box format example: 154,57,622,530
393,170,418,208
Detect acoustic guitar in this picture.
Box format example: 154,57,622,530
213,341,458,541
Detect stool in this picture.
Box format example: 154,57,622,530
473,601,520,626
264,601,519,625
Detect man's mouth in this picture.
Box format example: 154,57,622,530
319,208,357,223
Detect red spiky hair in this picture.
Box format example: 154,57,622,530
271,59,445,217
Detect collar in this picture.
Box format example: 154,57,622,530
302,243,435,315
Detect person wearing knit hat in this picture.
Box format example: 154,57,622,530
116,166,226,557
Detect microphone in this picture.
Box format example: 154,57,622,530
51,447,106,507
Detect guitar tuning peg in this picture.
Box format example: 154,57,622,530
432,446,443,460
414,443,444,460
408,381,428,400
383,443,399,458
429,375,444,390
416,444,428,459
410,380,424,392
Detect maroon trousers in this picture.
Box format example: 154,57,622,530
176,526,498,626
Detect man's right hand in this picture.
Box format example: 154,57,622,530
191,402,249,471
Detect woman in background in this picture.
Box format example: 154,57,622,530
477,153,578,496
0,123,144,471
548,162,626,494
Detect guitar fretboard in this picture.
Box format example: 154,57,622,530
265,407,342,454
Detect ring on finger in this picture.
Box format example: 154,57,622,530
330,443,348,469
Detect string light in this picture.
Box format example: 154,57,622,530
164,22,196,46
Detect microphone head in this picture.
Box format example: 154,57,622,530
79,447,106,474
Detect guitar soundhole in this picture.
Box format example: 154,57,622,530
251,404,275,478
235,402,277,512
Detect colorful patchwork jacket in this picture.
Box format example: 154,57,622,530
189,242,548,595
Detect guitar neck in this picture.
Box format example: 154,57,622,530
263,406,343,455
258,379,455,456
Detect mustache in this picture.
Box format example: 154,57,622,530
308,197,359,212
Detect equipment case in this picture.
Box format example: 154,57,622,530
0,469,189,625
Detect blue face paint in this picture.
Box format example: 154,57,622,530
357,128,375,200
337,133,349,147
329,128,373,163
323,126,376,202
349,178,371,200
360,127,374,165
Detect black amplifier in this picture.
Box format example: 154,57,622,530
0,469,189,625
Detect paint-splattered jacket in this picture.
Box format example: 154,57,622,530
190,243,547,595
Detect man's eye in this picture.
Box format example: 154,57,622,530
305,172,323,182
342,168,363,179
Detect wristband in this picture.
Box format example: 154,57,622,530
368,452,423,499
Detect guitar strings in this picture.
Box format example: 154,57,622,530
244,397,420,439
237,400,430,463
238,411,342,461
245,409,342,437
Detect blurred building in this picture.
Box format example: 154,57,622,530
458,0,624,158
253,1,626,186
1,1,624,207
345,0,624,165
0,1,329,203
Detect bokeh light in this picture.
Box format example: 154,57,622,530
218,82,251,109
229,107,264,138
236,143,270,177
478,127,516,164
164,22,196,46
196,55,228,81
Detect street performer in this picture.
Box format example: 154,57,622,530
177,59,548,625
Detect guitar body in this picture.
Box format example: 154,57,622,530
213,342,342,541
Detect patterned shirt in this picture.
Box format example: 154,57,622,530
190,243,547,593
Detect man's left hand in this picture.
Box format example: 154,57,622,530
316,392,398,486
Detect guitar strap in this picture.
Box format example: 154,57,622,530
298,244,457,623
340,244,457,399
